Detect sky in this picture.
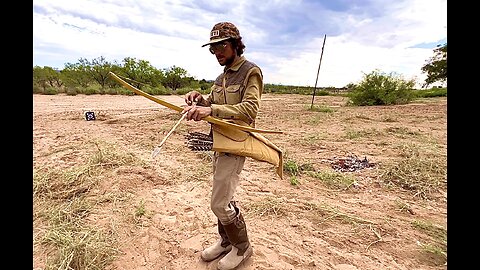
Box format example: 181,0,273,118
33,0,447,88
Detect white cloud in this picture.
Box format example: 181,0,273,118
33,0,447,88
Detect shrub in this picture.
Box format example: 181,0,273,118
143,85,171,95
43,86,58,95
65,86,79,96
33,83,44,94
348,69,415,106
414,87,447,98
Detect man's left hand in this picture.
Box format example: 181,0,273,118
182,105,212,121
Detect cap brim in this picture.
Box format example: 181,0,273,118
201,37,230,47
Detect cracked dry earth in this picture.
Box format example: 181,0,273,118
33,93,447,270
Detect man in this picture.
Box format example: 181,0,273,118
182,21,262,270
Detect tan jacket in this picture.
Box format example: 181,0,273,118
203,56,283,179
206,56,263,126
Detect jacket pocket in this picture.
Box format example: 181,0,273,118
211,85,225,105
225,84,241,104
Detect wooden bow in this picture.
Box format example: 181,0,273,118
109,71,283,134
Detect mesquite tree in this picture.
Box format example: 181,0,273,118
421,43,447,88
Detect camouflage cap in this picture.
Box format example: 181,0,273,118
201,22,241,47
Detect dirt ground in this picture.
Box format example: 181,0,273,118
33,93,447,270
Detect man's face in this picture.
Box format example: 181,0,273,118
209,40,235,66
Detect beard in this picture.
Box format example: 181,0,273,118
224,54,235,66
218,53,236,67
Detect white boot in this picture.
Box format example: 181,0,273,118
201,238,232,262
217,245,253,270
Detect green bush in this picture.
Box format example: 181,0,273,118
33,83,44,94
316,90,331,96
65,86,79,96
199,80,212,92
43,86,58,95
414,87,447,98
284,159,299,176
175,87,194,96
348,69,415,106
78,85,102,95
116,87,135,96
103,87,120,95
143,85,171,95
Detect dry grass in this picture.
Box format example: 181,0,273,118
244,196,289,217
33,94,447,269
379,142,447,199
33,140,141,270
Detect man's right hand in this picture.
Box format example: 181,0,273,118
185,91,204,106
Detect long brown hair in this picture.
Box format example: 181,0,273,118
230,38,245,56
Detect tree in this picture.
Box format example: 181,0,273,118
199,79,212,92
33,66,63,91
87,56,116,88
121,57,164,89
421,43,447,88
61,62,93,88
163,65,189,91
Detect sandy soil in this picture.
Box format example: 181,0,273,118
33,93,447,270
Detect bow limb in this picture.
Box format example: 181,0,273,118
109,71,183,113
109,71,283,134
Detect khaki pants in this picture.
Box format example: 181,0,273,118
210,152,246,224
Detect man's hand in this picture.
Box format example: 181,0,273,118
181,104,212,121
184,91,204,106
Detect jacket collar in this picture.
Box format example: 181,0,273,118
224,56,246,73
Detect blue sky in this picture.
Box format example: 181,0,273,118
33,0,447,88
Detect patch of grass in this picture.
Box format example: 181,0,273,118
298,163,315,172
135,199,147,218
412,219,447,244
37,196,120,270
244,196,288,217
283,158,316,178
394,198,414,214
307,104,334,113
309,170,357,190
300,133,326,146
289,176,299,186
41,225,119,270
33,166,96,201
300,201,375,226
300,105,334,125
417,241,447,265
305,115,323,125
412,219,447,264
378,143,446,199
89,140,141,168
385,126,421,137
33,140,141,270
344,128,381,140
414,87,447,98
283,159,300,176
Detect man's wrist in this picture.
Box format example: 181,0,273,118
210,104,218,117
